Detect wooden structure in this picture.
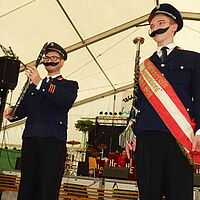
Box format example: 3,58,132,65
0,173,139,199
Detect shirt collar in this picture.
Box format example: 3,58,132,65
47,74,61,79
157,43,176,57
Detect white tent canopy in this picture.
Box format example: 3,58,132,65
0,0,200,148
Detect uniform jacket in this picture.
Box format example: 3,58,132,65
134,47,200,135
14,75,78,141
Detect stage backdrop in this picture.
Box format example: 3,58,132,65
88,125,126,157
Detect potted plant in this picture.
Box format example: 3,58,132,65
75,119,94,134
75,119,95,160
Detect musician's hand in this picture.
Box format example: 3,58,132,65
192,135,200,152
25,65,42,86
3,107,14,120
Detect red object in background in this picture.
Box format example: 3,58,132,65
117,156,128,167
96,159,105,168
108,152,119,164
117,150,129,167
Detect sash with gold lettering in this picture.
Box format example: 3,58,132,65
139,58,200,164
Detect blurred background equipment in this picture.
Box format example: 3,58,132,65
0,44,21,130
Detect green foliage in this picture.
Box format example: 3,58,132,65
75,119,94,133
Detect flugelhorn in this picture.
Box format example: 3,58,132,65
128,37,144,174
129,37,145,121
8,42,48,120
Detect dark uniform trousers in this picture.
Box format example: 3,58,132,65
17,137,66,200
135,131,193,200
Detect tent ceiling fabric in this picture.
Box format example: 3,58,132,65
0,0,200,111
0,0,200,146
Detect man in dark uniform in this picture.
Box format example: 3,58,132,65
134,4,200,200
4,42,78,200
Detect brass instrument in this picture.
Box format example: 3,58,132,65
128,37,145,173
9,42,48,120
129,37,145,121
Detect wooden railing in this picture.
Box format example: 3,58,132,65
0,174,139,199
3,173,200,200
60,183,139,199
0,174,19,192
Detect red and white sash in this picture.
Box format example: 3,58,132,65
139,58,200,164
